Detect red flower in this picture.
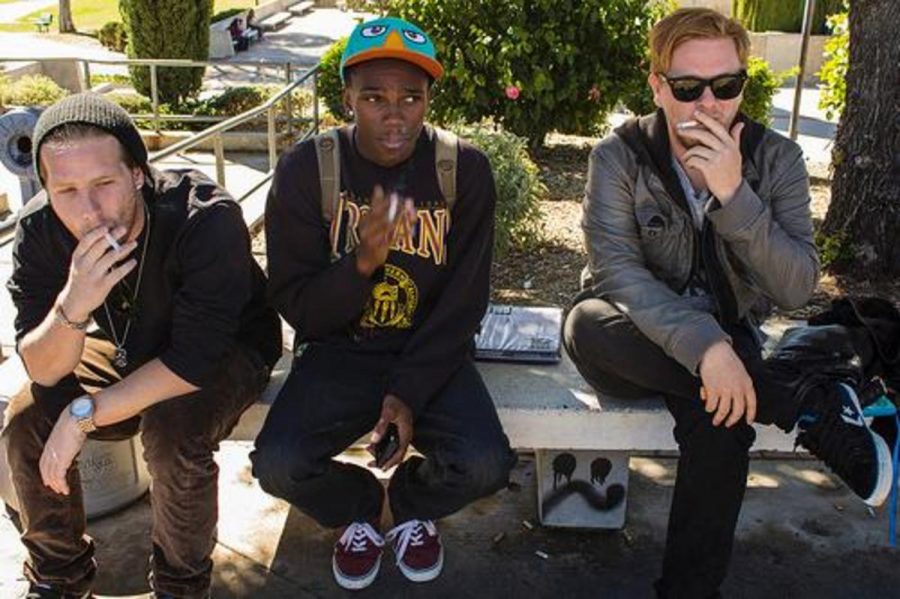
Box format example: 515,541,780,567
505,85,520,100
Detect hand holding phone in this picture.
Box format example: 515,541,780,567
372,422,400,469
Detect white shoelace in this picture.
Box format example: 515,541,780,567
338,521,384,554
386,519,437,563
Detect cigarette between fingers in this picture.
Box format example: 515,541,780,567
388,193,399,222
104,231,121,252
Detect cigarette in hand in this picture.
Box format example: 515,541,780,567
104,231,122,252
676,120,701,131
388,193,399,222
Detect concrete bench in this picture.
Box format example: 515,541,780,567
228,326,799,529
288,1,315,16
257,11,292,32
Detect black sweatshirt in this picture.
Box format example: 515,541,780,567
266,125,496,415
8,168,282,386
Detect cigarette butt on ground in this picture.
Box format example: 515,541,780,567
104,231,121,252
535,550,549,560
522,519,534,530
491,532,505,545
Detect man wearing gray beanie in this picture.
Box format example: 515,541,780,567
2,93,282,598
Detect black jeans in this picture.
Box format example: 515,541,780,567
250,343,516,528
564,298,799,599
2,334,270,598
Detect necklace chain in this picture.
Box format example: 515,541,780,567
103,202,150,368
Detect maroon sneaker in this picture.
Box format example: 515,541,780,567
386,519,444,582
332,521,384,590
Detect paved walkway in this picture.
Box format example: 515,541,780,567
0,0,54,24
2,445,898,598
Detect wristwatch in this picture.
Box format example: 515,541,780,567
69,395,97,434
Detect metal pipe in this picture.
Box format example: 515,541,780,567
82,61,91,90
284,62,293,139
313,70,319,135
267,106,277,170
150,64,160,134
213,134,226,186
788,0,817,140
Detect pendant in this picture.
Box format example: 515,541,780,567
113,347,128,369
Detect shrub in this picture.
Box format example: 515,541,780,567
391,0,668,148
211,8,244,23
0,75,68,107
317,37,348,122
450,123,545,256
740,56,791,127
732,0,845,34
121,0,212,106
818,9,848,121
98,21,128,53
623,56,787,127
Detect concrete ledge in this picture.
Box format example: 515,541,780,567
227,346,799,453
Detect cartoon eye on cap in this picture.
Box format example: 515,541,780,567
402,29,427,44
361,25,387,37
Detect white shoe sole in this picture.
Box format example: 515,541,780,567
396,546,444,583
839,383,894,507
865,428,892,508
333,554,381,590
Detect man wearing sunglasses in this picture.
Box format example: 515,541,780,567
564,7,892,598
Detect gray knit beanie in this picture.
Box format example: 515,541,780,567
32,92,148,185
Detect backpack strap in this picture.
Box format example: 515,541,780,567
433,127,458,211
315,128,341,223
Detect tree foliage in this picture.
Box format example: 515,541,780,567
389,0,669,148
120,0,213,105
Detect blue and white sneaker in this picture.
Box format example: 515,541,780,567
796,382,893,507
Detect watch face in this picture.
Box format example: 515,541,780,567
71,397,93,418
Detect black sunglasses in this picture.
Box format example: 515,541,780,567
659,70,748,102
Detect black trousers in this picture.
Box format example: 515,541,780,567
250,343,516,528
2,334,270,598
564,298,799,599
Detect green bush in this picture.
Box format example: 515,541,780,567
391,0,668,148
121,0,212,106
317,37,348,122
450,123,545,256
740,56,791,127
732,0,845,34
211,8,244,23
624,56,787,127
98,21,128,53
818,10,848,120
0,75,68,107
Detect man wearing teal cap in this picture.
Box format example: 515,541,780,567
252,16,515,590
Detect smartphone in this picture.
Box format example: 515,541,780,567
373,423,400,468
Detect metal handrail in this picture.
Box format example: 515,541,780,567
150,65,319,166
0,57,324,240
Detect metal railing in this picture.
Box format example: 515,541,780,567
0,56,323,238
0,56,311,133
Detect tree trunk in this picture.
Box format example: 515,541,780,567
821,0,900,278
58,0,75,33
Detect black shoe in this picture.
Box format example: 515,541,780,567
796,382,892,506
25,583,91,599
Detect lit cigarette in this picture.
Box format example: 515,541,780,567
675,120,700,131
388,193,399,222
104,231,121,252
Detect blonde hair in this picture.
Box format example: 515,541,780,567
649,8,750,74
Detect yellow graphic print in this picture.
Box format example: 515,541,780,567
360,264,418,329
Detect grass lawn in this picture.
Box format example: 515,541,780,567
0,0,257,33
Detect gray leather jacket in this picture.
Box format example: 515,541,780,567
580,111,819,373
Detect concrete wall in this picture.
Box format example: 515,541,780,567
750,32,828,81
